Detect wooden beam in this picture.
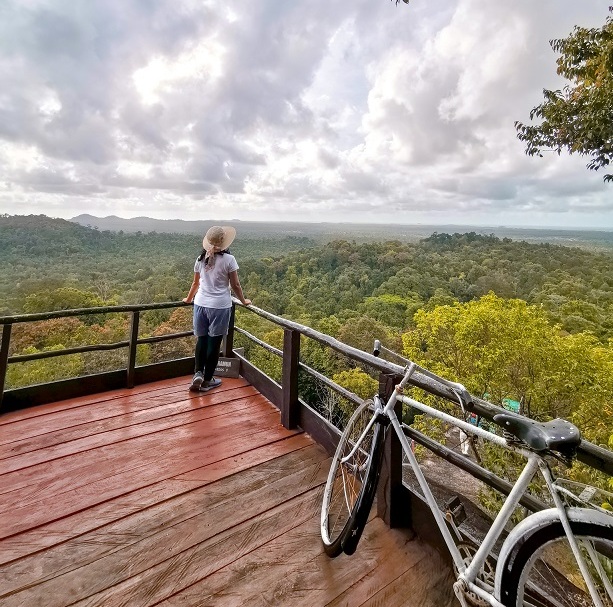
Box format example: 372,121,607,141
0,323,11,412
376,372,410,529
126,311,140,389
281,329,300,430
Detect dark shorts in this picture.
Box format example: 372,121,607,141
193,305,231,337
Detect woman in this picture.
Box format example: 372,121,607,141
183,225,251,391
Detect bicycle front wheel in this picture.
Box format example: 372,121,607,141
320,400,380,557
499,511,613,607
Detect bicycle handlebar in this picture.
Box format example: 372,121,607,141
372,339,474,409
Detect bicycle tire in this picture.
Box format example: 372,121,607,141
320,400,382,557
341,420,385,556
498,510,613,607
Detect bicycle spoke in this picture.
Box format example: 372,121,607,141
321,401,378,555
519,536,613,607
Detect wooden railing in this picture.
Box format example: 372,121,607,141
232,303,613,469
1,299,612,545
0,302,191,411
229,301,613,537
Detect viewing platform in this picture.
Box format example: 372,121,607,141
3,301,612,606
0,375,456,607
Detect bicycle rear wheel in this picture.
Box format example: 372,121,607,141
320,400,382,557
499,512,613,607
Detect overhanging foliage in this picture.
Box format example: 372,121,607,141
516,7,613,181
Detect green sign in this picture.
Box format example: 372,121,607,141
502,398,520,413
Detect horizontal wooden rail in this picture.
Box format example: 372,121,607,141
0,302,188,325
139,330,194,344
403,424,548,513
8,341,130,363
6,331,194,364
234,301,613,476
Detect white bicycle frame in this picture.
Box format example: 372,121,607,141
370,363,610,607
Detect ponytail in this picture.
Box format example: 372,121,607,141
197,248,228,263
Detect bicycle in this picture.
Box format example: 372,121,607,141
320,344,613,607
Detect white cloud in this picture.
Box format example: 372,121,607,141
0,0,611,227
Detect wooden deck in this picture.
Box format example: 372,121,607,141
0,376,457,606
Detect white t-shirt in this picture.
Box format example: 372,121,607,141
193,253,239,308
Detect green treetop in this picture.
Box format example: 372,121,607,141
515,7,613,181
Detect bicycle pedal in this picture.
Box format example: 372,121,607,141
445,496,467,526
578,486,597,503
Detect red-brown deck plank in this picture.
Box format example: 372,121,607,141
0,375,456,607
1,418,298,538
0,380,254,457
0,376,188,426
0,432,313,566
2,450,328,606
1,386,261,472
0,377,245,444
1,401,282,501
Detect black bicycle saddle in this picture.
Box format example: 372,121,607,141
493,412,581,454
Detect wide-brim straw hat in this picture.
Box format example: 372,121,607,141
203,225,236,250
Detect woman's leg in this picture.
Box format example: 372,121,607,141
201,307,231,383
204,334,223,381
195,335,208,373
190,305,210,390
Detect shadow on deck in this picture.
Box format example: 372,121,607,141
0,376,457,606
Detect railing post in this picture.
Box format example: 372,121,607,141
0,323,12,411
377,372,411,529
222,303,235,357
127,311,140,389
281,328,300,429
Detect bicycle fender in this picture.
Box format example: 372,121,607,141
493,507,613,600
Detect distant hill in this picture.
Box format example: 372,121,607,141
0,214,318,314
70,214,432,242
70,214,613,249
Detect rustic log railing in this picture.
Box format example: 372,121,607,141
0,302,191,411
233,302,613,475
1,299,612,548
228,301,613,540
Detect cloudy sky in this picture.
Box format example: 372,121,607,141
0,0,611,228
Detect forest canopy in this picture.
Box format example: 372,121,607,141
3,215,613,341
2,215,612,493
